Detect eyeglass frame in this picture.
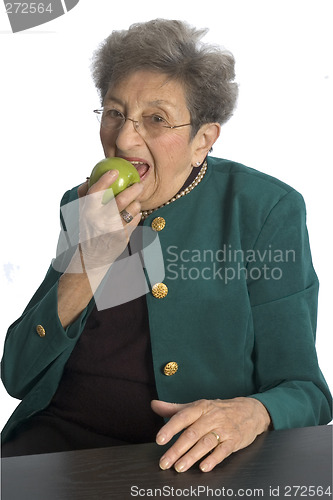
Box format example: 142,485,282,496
93,107,192,133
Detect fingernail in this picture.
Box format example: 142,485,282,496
159,456,170,470
156,433,166,445
175,461,185,473
108,169,118,176
200,462,211,472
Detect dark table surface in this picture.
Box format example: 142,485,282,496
1,425,332,499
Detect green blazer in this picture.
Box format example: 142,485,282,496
1,156,332,442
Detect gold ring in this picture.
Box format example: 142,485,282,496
210,431,221,445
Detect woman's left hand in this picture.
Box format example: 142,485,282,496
151,397,272,473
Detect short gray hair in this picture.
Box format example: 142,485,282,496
91,19,238,136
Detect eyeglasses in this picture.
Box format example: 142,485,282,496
93,107,191,138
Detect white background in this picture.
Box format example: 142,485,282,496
0,0,332,428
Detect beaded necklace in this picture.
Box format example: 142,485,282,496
141,161,207,220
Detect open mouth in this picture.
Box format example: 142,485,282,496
129,161,150,179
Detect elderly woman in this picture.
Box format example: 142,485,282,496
1,19,332,471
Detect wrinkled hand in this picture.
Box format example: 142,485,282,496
78,170,143,270
151,397,271,473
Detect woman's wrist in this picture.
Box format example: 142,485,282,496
57,247,109,328
248,397,273,432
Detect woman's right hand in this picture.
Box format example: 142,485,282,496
57,170,143,328
78,169,143,271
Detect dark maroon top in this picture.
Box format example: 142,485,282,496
46,294,163,443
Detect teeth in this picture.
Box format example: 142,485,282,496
131,161,145,165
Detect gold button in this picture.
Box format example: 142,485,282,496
152,282,168,298
164,362,179,376
151,217,166,232
36,325,46,337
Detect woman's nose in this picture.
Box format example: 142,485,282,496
115,118,144,150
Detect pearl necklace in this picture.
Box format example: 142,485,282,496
141,161,208,220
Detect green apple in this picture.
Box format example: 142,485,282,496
88,157,140,203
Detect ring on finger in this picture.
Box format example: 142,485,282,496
120,209,134,223
210,431,222,445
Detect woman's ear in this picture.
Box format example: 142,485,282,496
192,123,221,165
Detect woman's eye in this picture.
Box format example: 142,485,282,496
150,115,167,125
105,109,123,119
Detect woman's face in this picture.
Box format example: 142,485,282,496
100,70,208,211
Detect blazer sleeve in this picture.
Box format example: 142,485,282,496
1,188,89,400
247,189,332,428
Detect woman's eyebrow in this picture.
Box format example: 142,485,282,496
104,95,123,105
148,99,176,108
103,97,176,109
